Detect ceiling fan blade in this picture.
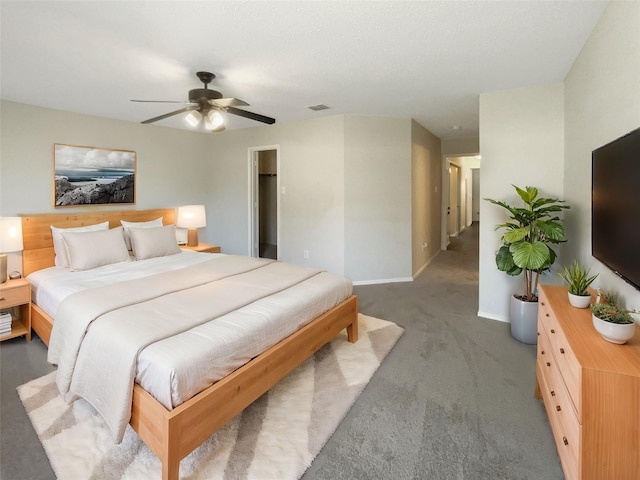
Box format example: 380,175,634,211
226,106,276,125
210,124,226,133
210,98,250,108
140,106,198,124
131,100,191,104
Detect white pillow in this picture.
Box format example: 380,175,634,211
51,221,109,267
61,226,131,271
129,225,181,260
120,217,163,250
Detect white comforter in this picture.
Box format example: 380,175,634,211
39,254,352,442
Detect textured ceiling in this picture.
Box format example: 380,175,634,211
0,1,608,139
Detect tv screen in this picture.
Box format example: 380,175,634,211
592,127,640,290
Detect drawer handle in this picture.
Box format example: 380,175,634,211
541,302,545,306
546,314,550,318
550,329,555,333
541,350,545,355
563,437,569,446
550,390,556,396
559,348,565,354
556,405,561,412
0,297,4,301
546,362,551,367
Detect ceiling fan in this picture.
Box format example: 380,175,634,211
131,71,276,132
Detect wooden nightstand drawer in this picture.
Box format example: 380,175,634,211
0,278,32,342
0,282,30,308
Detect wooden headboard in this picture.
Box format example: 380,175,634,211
21,208,176,276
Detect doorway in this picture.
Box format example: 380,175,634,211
249,147,279,259
441,154,481,250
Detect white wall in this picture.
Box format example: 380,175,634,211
478,83,565,321
563,1,640,311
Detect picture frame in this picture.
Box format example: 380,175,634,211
53,143,136,207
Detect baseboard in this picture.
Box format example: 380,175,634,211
477,311,509,323
352,277,413,286
412,250,440,280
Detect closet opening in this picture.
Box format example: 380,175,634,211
248,146,279,259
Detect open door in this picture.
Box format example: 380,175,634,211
448,164,461,238
248,147,279,259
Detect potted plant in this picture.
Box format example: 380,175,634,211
591,292,637,344
485,185,570,344
558,260,598,308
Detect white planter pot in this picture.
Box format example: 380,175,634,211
510,295,539,345
592,314,636,344
568,292,591,309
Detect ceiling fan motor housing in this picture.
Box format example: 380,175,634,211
189,88,223,104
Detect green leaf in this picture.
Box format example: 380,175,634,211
535,220,566,242
511,241,549,270
496,245,522,275
502,226,529,244
515,185,538,206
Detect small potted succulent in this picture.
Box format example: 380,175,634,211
590,291,637,344
558,260,598,308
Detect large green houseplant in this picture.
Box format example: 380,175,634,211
485,185,570,343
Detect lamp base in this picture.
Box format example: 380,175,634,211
0,253,7,284
186,229,199,247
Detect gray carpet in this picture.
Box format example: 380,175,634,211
1,222,563,480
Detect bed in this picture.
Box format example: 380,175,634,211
21,208,358,480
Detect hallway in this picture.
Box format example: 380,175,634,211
304,220,563,479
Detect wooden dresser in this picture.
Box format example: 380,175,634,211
535,284,640,480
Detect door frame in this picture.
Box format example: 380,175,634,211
247,145,280,258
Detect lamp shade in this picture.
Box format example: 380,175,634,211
185,111,202,127
205,110,224,130
0,217,23,252
176,205,206,229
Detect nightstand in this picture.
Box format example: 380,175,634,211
0,277,31,342
181,243,221,254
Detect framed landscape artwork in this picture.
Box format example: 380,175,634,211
53,144,136,207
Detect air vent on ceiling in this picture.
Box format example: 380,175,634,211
308,104,330,111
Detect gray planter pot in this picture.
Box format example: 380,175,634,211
510,295,539,344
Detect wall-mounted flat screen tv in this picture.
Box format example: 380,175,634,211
592,127,640,291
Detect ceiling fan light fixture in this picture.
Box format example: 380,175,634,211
205,110,224,130
185,110,202,127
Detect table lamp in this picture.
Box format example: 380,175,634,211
176,205,206,247
0,217,23,283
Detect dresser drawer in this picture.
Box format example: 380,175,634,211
536,354,581,480
539,297,582,419
0,284,30,309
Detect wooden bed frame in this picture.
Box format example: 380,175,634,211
21,209,359,480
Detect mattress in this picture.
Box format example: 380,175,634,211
28,252,352,411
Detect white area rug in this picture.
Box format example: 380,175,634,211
18,314,403,480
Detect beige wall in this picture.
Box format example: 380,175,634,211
563,1,640,310
343,116,413,282
442,137,479,156
478,82,565,321
411,119,442,276
0,101,209,217
206,116,347,275
0,104,443,282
